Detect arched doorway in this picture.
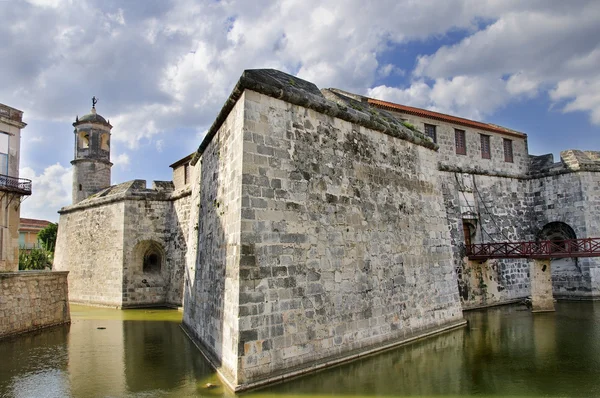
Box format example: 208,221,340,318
537,222,580,297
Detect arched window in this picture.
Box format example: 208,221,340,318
79,132,90,149
100,133,110,151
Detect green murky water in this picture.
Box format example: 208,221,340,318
1,302,600,397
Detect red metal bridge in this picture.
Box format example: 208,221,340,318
467,238,600,261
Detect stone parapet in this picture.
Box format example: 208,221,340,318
0,271,70,339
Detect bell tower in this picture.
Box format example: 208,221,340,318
71,97,113,204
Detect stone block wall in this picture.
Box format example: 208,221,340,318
232,90,463,387
119,192,191,307
165,192,191,306
54,201,125,307
121,199,173,307
71,160,112,204
183,93,245,382
441,172,532,308
527,169,600,298
0,271,70,338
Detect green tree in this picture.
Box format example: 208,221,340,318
19,247,53,270
37,222,58,252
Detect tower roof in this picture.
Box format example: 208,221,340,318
73,97,112,127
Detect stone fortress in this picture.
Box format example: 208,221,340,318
54,69,600,391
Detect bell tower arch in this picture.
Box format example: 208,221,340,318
71,97,113,204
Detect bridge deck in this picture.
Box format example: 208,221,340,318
467,238,600,260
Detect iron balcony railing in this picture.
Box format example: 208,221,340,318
0,174,32,195
467,238,600,260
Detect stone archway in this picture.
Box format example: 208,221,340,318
132,240,165,275
537,221,581,298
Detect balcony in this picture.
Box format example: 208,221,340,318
0,174,32,195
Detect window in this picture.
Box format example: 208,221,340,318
455,129,466,155
503,138,513,162
424,124,437,143
0,133,8,175
480,134,491,159
184,164,190,185
78,131,89,149
100,133,110,151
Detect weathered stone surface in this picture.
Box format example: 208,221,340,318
182,86,464,390
183,92,245,384
531,259,555,312
0,271,70,339
55,179,191,308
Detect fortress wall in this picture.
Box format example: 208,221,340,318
183,94,245,384
234,90,463,388
165,193,192,306
54,202,125,307
528,171,600,298
442,173,532,308
121,199,176,307
580,171,600,295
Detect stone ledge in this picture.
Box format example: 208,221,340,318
0,270,69,279
440,163,600,180
58,185,192,215
182,319,466,392
191,69,437,166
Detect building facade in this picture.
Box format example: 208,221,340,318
54,70,600,390
0,103,31,271
19,218,51,250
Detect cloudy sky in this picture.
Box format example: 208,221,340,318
2,0,599,222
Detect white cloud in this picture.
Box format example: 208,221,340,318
3,0,600,158
20,164,72,222
409,0,600,123
506,73,540,98
112,153,130,169
369,75,509,120
550,79,600,124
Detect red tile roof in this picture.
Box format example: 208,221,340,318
367,98,526,139
19,218,51,232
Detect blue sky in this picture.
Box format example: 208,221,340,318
2,0,599,222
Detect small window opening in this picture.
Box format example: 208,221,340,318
480,134,491,159
100,133,110,151
424,124,437,143
184,164,189,185
79,132,90,149
503,138,514,163
455,129,466,155
79,184,82,191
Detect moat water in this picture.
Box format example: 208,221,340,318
1,302,600,397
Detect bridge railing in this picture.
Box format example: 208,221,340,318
467,238,600,260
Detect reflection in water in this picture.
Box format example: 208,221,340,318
1,302,600,397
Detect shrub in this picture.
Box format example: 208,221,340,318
19,247,53,270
